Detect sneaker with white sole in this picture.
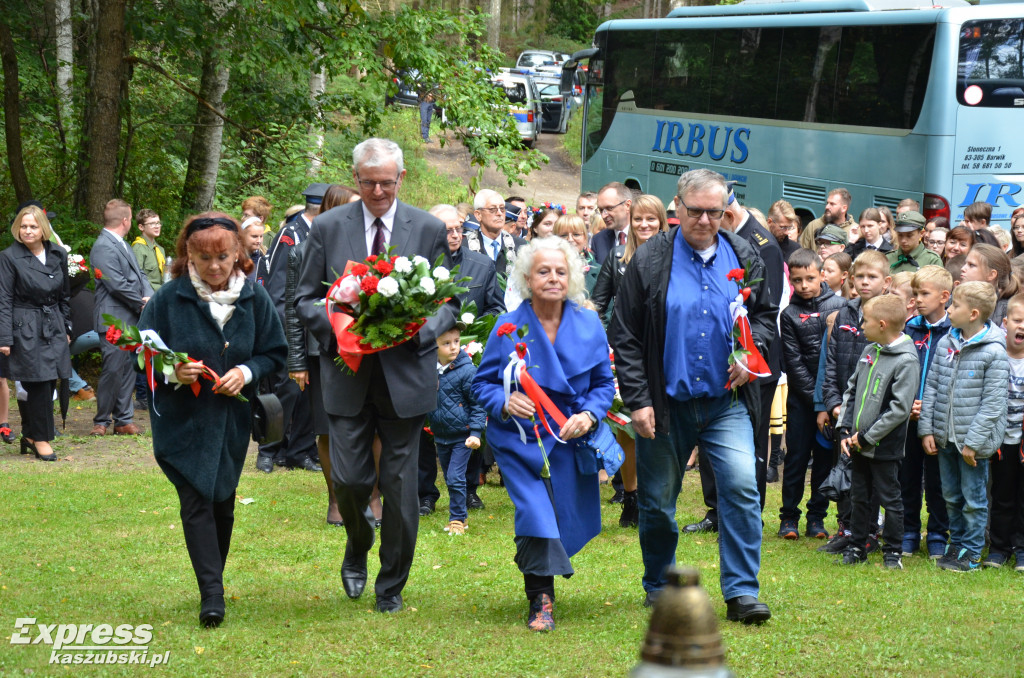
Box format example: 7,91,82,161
983,551,1008,568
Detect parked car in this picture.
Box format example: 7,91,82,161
491,72,542,148
385,69,421,107
535,78,571,134
515,50,570,75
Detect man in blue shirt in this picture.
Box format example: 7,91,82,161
609,169,775,624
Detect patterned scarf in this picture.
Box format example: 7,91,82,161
188,263,245,329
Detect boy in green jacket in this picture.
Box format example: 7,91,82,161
132,209,166,292
837,294,921,570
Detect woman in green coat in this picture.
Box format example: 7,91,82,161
138,212,286,628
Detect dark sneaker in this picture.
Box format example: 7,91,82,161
805,520,829,539
901,537,920,558
938,548,981,572
983,551,1008,568
467,492,485,510
1015,552,1024,572
864,535,880,554
778,519,799,540
838,547,867,565
818,532,851,553
765,466,779,483
608,489,624,504
883,552,903,570
937,543,961,567
927,541,946,560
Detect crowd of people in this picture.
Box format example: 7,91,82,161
5,136,1024,634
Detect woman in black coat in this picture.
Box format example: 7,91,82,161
0,206,72,461
138,212,286,628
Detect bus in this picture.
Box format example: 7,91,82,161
561,0,1024,226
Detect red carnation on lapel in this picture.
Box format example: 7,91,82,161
94,267,104,279
497,322,517,337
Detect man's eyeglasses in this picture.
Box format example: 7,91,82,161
679,201,726,220
477,206,503,215
598,199,627,216
357,176,400,191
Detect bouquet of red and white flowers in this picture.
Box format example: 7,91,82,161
326,248,467,372
66,252,88,277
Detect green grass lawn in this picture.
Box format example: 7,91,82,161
1,456,1022,677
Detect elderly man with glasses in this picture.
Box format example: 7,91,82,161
609,168,775,624
295,138,454,614
591,182,633,265
461,189,526,278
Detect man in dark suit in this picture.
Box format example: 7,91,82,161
591,182,633,265
295,138,453,613
90,199,154,436
685,188,786,534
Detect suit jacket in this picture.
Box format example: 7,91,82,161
737,212,784,381
451,247,504,316
91,229,154,331
591,227,622,266
294,200,454,419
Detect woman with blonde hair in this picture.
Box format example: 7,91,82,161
553,213,599,295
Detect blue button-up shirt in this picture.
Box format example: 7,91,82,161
664,232,741,401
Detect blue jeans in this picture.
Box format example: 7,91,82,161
636,393,762,600
435,440,471,522
69,331,101,392
936,443,990,558
419,101,434,140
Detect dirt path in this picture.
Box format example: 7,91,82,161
426,131,582,206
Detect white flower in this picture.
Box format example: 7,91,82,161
412,255,429,268
432,266,450,281
461,312,475,325
420,277,436,295
377,276,400,298
394,256,413,274
465,341,483,356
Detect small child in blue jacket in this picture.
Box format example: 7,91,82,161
427,324,486,536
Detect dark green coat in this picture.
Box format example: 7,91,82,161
139,276,286,502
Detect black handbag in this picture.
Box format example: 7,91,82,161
251,392,284,444
573,420,625,477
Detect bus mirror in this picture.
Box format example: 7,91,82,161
562,47,598,97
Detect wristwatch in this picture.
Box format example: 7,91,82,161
583,410,598,430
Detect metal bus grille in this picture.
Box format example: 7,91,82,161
783,182,827,205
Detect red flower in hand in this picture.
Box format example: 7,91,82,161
373,260,394,276
515,342,527,359
350,263,369,276
497,322,517,337
360,275,379,295
105,326,123,344
741,287,751,301
726,268,746,282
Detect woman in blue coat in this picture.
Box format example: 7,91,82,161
139,213,286,628
472,237,614,632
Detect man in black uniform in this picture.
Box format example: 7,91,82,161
254,183,327,473
685,185,784,534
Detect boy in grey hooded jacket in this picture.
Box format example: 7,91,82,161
837,295,920,568
920,281,1009,571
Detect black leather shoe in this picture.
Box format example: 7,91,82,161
199,594,225,628
340,544,368,599
297,456,322,472
418,498,435,516
255,454,274,473
642,589,661,608
765,466,780,483
725,596,771,624
466,492,485,510
375,594,403,613
683,517,718,534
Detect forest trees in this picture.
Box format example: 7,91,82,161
0,0,542,230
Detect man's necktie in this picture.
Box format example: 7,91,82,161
491,240,500,261
372,218,386,256
618,231,626,246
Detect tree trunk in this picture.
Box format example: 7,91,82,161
0,18,33,203
180,45,230,213
55,0,73,142
75,0,127,224
308,64,326,174
487,0,501,50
